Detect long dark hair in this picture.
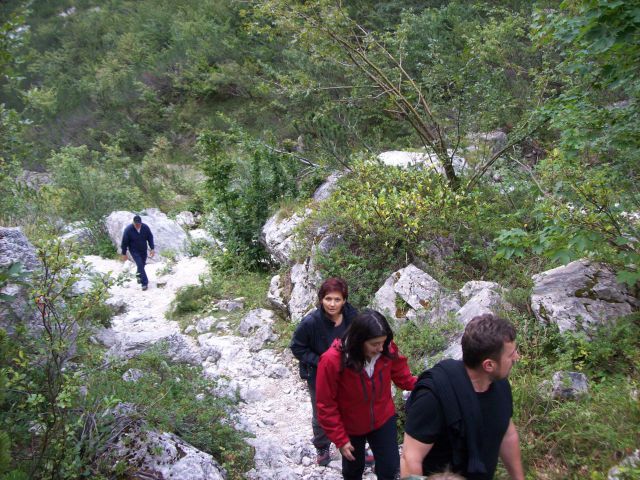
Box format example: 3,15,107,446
342,309,394,371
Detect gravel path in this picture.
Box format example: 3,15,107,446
84,255,377,479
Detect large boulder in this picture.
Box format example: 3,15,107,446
377,150,468,176
370,264,460,326
105,208,189,258
312,171,343,202
541,371,589,400
260,209,311,265
0,227,40,329
531,259,639,333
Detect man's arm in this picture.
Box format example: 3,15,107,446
499,420,524,480
400,432,433,477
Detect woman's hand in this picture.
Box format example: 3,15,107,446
339,441,355,461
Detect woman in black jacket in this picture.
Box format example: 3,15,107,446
290,277,357,466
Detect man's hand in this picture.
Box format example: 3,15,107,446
149,249,155,258
121,255,128,262
339,442,355,461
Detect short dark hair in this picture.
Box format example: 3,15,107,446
317,277,348,303
461,313,516,368
341,309,394,371
133,215,142,224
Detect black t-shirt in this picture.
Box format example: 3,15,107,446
404,379,512,480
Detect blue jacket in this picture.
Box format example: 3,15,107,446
121,223,154,255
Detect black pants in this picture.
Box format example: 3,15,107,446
130,250,148,286
309,382,331,450
342,415,399,480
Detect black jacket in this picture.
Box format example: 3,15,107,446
290,302,357,385
121,223,155,255
407,359,510,478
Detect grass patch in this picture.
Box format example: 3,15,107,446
85,344,254,479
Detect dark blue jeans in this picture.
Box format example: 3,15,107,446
309,381,331,450
342,415,399,480
130,250,148,286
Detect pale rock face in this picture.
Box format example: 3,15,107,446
175,211,196,228
109,405,226,480
312,172,343,202
608,450,640,480
370,264,460,326
239,308,275,336
260,209,312,265
267,274,288,314
261,172,344,265
425,280,511,363
239,309,278,352
456,281,510,325
288,259,322,322
60,222,93,246
377,150,468,176
105,209,189,258
531,259,639,333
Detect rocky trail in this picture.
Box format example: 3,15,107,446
85,254,376,479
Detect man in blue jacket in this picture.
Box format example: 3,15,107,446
120,214,155,291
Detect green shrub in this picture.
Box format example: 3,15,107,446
394,317,463,373
169,284,212,318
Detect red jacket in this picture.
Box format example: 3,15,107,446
316,338,417,448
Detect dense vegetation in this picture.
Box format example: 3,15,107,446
0,0,638,478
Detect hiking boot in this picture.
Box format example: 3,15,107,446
141,284,148,291
316,446,331,467
365,448,375,467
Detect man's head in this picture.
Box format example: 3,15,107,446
462,313,518,379
133,215,142,226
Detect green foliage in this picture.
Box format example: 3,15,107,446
169,283,212,318
46,145,143,224
0,239,112,478
394,318,462,373
169,268,270,320
0,263,29,303
310,158,534,304
198,127,301,270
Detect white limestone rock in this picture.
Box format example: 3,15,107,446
108,405,226,480
260,209,311,265
288,259,322,322
531,259,639,333
370,264,460,326
267,274,288,314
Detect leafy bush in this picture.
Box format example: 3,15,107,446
198,127,302,270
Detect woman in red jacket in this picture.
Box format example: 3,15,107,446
316,309,417,480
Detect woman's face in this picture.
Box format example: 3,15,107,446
321,291,346,318
363,335,387,360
